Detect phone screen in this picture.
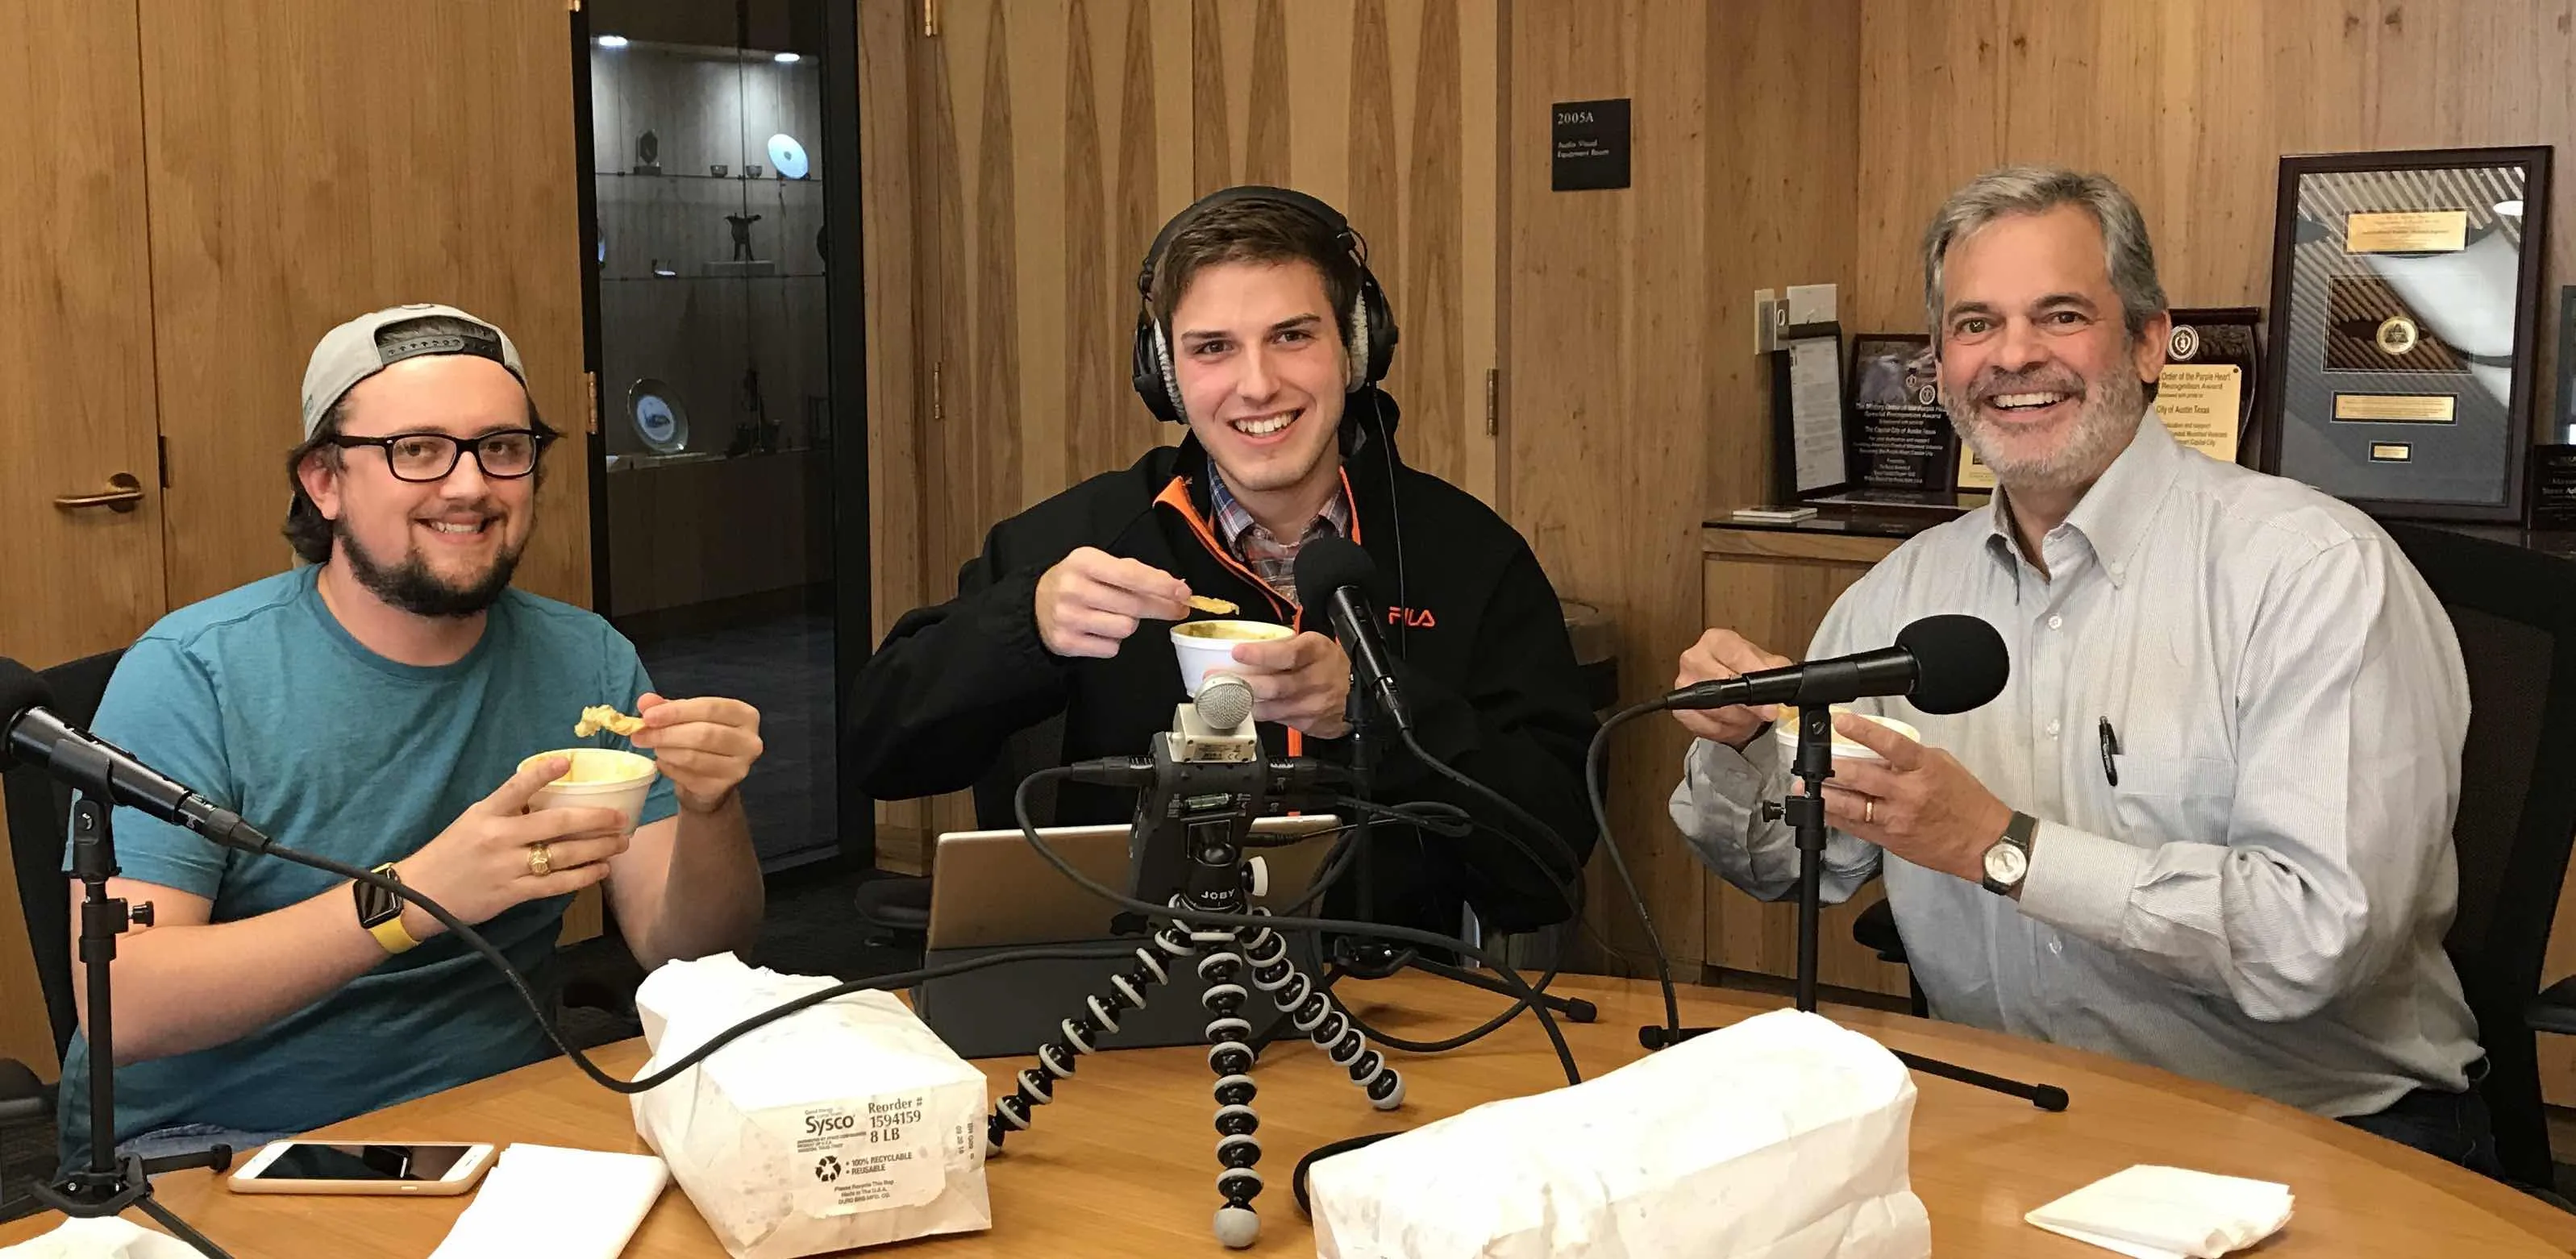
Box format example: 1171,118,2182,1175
251,1143,476,1182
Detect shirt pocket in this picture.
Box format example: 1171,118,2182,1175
2108,754,2237,845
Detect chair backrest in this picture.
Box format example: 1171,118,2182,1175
1,649,126,1062
2385,523,2576,1185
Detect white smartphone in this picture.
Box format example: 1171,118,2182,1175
226,1140,497,1196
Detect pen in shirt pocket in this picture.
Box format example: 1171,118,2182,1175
2098,716,2121,787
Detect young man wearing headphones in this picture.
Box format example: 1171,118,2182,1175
848,186,1598,937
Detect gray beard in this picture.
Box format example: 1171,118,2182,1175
1943,368,2145,494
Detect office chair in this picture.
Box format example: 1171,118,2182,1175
1853,523,2576,1190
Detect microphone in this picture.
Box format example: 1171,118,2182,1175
1664,615,2008,717
1193,673,1255,733
0,657,270,853
1292,536,1411,733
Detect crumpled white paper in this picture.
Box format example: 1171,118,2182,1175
630,954,990,1257
0,1218,202,1259
427,1144,668,1259
2024,1165,2293,1259
1308,1008,1931,1259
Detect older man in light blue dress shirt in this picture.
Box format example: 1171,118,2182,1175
1669,166,2496,1178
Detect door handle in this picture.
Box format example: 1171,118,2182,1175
54,472,146,513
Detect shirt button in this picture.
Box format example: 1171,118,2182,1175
2047,614,2064,630
2045,719,2061,738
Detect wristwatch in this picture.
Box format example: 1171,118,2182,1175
1979,812,2038,896
355,863,421,955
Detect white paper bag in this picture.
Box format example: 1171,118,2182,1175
1308,1009,1930,1259
630,954,991,1257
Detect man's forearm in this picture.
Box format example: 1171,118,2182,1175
629,796,764,969
89,890,389,1066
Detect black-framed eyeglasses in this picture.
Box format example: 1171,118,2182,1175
325,430,553,483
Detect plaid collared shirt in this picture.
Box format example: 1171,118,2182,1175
1206,466,1350,601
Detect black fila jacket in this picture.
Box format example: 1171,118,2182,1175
847,395,1600,935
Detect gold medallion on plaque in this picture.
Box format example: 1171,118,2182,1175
2374,315,2420,357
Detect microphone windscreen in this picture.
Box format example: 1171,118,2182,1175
1292,534,1380,613
0,657,53,772
1194,673,1255,729
1895,615,2008,714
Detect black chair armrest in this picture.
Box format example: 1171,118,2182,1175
1853,899,1908,966
2525,974,2576,1036
0,1056,53,1124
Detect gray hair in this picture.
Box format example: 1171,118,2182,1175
1921,166,2167,347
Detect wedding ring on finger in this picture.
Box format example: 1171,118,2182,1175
527,841,554,878
1863,798,1875,825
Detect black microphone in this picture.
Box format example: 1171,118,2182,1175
1292,536,1411,733
1665,614,2009,716
0,657,270,853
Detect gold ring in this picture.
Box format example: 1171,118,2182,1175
527,842,553,878
1863,799,1875,825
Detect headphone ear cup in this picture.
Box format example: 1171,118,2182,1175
1153,324,1184,422
1356,272,1398,386
1131,303,1184,424
1345,301,1371,389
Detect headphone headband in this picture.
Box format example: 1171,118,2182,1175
1130,185,1399,425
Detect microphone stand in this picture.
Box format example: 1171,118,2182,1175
30,797,237,1257
1656,706,2066,1111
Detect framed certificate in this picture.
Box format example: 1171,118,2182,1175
2256,147,2551,522
1769,322,1850,501
2159,307,2262,467
1842,333,1958,493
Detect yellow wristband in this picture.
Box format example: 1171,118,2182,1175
368,914,422,955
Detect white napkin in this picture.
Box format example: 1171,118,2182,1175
2025,1165,2293,1259
428,1143,670,1259
0,1218,202,1259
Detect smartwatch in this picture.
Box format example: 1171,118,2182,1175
355,863,420,955
1979,812,2038,896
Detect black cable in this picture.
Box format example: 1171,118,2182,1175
219,840,1151,1095
1588,698,1683,1042
1009,768,1583,1086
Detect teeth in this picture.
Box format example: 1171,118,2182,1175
427,521,485,534
1991,393,2066,409
1232,412,1293,436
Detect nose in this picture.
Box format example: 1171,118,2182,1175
1991,317,2052,376
438,446,492,498
1235,343,1279,404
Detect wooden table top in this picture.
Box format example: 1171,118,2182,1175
8,973,2573,1256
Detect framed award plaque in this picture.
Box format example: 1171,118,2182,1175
2160,308,2262,467
2256,147,2551,521
1843,333,1958,492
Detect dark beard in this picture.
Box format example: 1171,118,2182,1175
335,517,523,618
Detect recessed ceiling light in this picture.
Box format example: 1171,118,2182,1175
772,51,801,64
595,34,629,48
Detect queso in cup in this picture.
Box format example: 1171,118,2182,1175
1171,619,1294,696
1771,705,1921,763
519,748,659,834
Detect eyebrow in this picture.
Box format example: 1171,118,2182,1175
1944,293,2099,322
1178,313,1325,345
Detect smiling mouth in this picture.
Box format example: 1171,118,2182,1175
420,517,495,538
1228,409,1300,438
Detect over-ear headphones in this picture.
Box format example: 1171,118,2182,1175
1130,185,1399,425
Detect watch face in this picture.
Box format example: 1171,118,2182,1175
1983,841,2029,885
356,879,402,927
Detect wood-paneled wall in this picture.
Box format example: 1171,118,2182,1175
860,0,1501,870
1502,0,1859,973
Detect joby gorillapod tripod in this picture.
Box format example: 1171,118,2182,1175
982,755,1405,1249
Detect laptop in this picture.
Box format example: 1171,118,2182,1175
915,816,1342,1059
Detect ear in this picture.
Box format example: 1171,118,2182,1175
2134,309,2174,385
297,445,346,523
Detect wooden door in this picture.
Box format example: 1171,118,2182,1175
0,0,169,1079
0,0,169,672
138,0,593,610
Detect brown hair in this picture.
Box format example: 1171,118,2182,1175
1151,197,1362,351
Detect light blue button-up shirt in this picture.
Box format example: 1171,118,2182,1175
1672,415,2480,1116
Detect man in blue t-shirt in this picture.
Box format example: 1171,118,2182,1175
57,304,768,1167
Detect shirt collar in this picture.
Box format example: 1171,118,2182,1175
1206,463,1350,552
1979,409,2184,589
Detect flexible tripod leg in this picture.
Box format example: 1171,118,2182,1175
984,930,1183,1155
1240,911,1405,1110
1196,931,1266,1249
